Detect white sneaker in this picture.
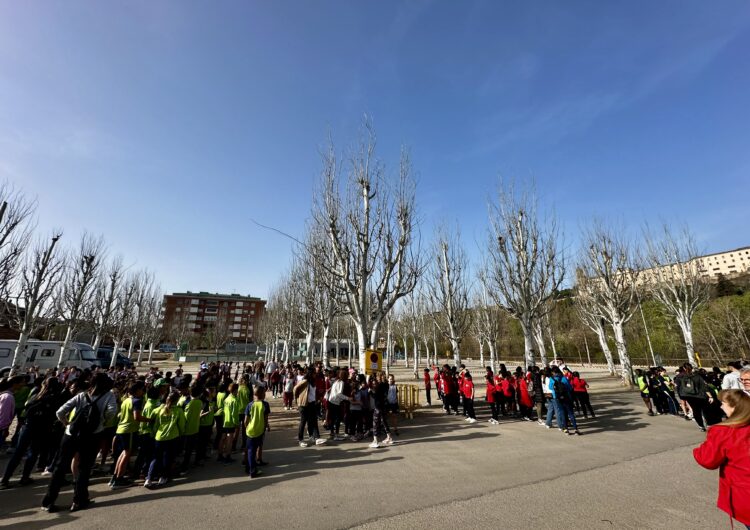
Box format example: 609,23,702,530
383,437,394,446
315,438,327,446
41,469,52,477
299,441,309,448
143,479,154,488
157,477,167,486
468,418,477,423
369,441,380,448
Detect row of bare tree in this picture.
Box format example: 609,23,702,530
0,184,164,375
261,123,721,386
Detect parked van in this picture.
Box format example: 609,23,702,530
0,340,97,376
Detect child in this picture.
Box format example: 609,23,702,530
219,384,239,464
283,371,295,410
180,385,204,473
145,392,185,488
111,381,151,489
571,372,595,418
462,374,477,423
486,374,499,424
423,368,432,406
386,374,399,435
244,387,269,478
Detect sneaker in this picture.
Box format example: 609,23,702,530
383,437,394,446
41,504,58,513
334,435,347,441
298,441,309,448
368,441,380,448
41,469,52,477
545,425,551,429
0,481,11,490
314,438,327,446
157,477,168,486
574,430,581,436
143,479,155,488
699,426,707,432
468,418,477,423
249,470,263,478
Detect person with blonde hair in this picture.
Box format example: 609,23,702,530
694,389,750,528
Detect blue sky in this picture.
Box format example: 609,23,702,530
1,1,749,298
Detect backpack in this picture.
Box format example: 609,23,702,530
681,376,701,397
69,393,104,440
552,377,569,402
24,395,55,427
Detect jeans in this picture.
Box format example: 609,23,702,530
2,424,45,483
134,436,154,476
557,399,578,430
545,397,557,427
180,433,198,471
42,432,100,507
246,436,262,476
147,438,179,481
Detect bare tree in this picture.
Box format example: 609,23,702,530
312,122,422,369
643,225,710,365
91,256,125,353
0,184,35,301
486,183,564,368
7,232,65,374
577,223,640,384
204,305,232,358
168,304,195,354
305,227,342,367
473,265,503,373
574,284,617,375
289,256,317,364
425,225,472,366
109,274,138,368
140,288,163,366
57,233,105,368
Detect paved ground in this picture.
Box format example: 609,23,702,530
0,364,731,529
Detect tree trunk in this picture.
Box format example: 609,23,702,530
148,342,154,365
533,321,548,366
594,324,616,375
356,326,367,370
521,321,535,368
488,340,497,373
451,337,461,366
127,340,135,359
321,324,330,367
10,331,31,376
304,324,314,365
110,340,120,369
412,335,419,379
676,314,697,365
137,342,144,366
478,340,485,367
92,332,103,355
58,326,74,369
612,321,633,386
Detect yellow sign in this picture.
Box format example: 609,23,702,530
695,351,702,368
365,349,382,375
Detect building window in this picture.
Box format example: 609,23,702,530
205,307,218,314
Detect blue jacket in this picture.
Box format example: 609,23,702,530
548,376,572,399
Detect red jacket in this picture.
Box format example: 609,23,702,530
693,424,750,525
485,381,495,402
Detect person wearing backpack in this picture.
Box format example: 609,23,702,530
1,377,62,488
42,373,117,513
547,366,580,435
677,363,715,432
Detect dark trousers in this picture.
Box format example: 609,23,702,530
213,416,224,449
346,409,363,435
464,398,476,419
134,436,154,476
180,433,198,471
443,393,458,414
233,414,245,451
425,386,431,405
574,392,595,417
372,408,391,437
328,403,342,435
2,424,46,483
489,401,500,420
246,435,262,476
147,438,179,481
684,397,709,428
42,433,100,508
196,425,212,461
298,404,320,441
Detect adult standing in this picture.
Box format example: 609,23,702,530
294,369,326,447
676,363,715,432
722,362,744,391
739,366,750,397
42,373,117,512
693,390,750,529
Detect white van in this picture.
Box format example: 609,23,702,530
0,340,97,376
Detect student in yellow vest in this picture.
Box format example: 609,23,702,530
235,374,252,457
244,386,269,478
196,386,216,464
219,383,239,464
145,392,185,488
636,369,655,416
213,383,227,451
179,385,204,473
111,381,153,489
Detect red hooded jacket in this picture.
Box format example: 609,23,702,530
693,424,750,525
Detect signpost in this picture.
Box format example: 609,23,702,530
365,349,382,375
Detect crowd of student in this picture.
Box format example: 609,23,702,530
427,360,594,435
1,357,749,523
635,361,750,431
0,359,405,513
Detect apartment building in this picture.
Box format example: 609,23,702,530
161,292,266,344
696,247,750,278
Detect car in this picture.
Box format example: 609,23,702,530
158,343,178,353
94,347,134,368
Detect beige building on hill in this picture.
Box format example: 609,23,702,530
696,247,750,279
